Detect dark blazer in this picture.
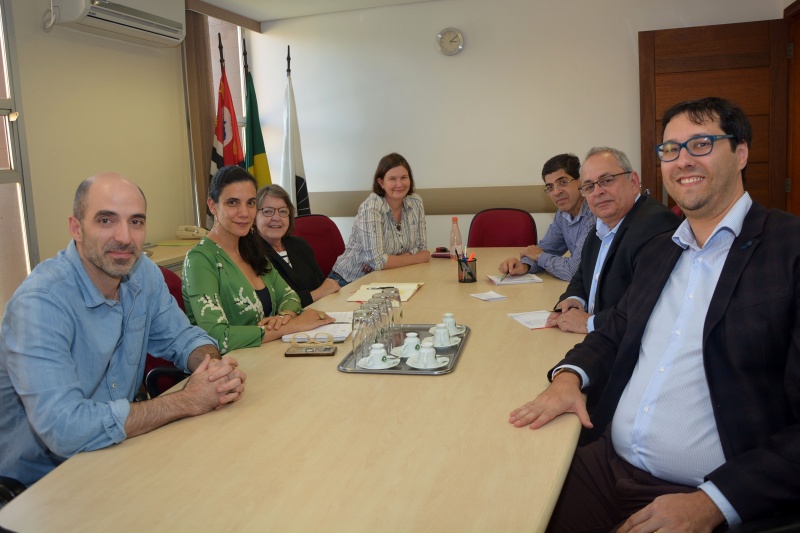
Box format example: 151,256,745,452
559,195,680,329
263,236,325,307
555,202,800,522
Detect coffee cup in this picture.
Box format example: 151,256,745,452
402,332,420,357
367,343,388,367
419,341,437,368
433,324,451,348
443,313,458,335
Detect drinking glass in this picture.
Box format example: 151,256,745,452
351,309,377,364
380,288,403,347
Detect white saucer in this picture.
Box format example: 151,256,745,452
357,357,400,370
428,325,466,336
407,356,449,370
390,346,417,358
421,336,461,349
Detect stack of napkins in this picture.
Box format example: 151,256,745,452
508,310,552,329
470,291,507,301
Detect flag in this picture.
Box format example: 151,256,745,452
210,66,244,181
280,73,310,215
244,70,271,188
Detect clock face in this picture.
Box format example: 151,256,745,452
437,28,463,56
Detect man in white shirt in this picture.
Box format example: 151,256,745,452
509,97,800,531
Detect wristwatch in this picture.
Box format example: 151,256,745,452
551,367,583,388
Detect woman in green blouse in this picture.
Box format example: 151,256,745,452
182,166,334,354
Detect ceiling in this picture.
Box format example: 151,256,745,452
201,0,434,23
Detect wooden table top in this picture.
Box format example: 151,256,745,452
0,248,584,533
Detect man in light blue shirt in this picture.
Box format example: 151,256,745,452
499,153,595,281
510,98,800,530
0,173,247,487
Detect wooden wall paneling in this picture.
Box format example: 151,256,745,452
653,21,770,74
639,31,659,200
788,10,800,214
769,19,790,210
654,68,771,118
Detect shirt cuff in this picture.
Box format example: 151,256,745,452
567,296,586,309
699,481,741,527
551,364,590,389
586,315,595,333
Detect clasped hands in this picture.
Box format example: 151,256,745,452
546,298,590,333
184,354,246,412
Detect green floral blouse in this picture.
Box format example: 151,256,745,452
182,237,303,354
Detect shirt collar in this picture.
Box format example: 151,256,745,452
66,240,140,308
564,200,591,225
672,192,752,250
595,194,641,239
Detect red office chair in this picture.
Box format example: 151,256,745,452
292,214,346,276
143,267,190,398
467,208,537,248
670,204,684,218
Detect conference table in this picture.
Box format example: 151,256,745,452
0,248,585,533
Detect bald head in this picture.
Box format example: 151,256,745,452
73,172,147,221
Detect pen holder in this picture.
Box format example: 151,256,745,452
457,258,477,283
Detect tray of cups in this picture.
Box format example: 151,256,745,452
337,320,470,376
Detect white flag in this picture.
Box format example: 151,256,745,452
280,74,310,215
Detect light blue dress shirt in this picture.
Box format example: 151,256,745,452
0,241,215,487
611,193,753,526
568,195,640,332
522,201,595,281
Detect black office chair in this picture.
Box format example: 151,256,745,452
0,476,25,509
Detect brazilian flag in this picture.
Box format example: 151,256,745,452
244,70,271,188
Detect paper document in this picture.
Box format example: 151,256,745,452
508,310,552,330
486,273,543,285
346,282,423,302
281,311,353,343
471,291,508,301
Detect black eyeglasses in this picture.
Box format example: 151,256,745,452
259,207,291,218
654,135,735,162
579,171,631,196
542,177,578,195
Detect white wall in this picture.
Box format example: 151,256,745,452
248,0,787,195
10,0,194,261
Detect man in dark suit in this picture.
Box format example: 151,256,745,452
546,147,680,334
509,97,800,531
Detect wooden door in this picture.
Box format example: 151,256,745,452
787,1,800,215
639,20,789,210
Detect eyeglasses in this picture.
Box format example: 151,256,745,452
542,177,578,195
579,171,631,196
654,134,735,162
259,207,291,218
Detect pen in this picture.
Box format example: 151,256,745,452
499,272,508,283
367,286,395,290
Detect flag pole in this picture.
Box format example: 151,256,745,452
218,33,224,68
286,45,291,76
242,38,249,74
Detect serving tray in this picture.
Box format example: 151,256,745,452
337,323,470,376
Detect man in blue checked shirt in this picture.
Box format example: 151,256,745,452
510,97,800,531
0,173,247,488
498,153,595,281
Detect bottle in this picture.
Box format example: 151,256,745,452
449,216,463,259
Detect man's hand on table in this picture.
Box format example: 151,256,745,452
508,371,592,430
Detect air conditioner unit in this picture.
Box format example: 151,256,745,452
54,0,185,48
